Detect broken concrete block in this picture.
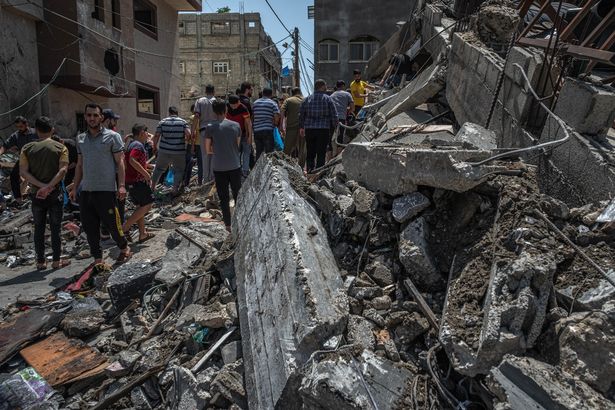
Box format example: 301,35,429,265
352,186,378,214
489,355,614,410
210,361,247,409
299,349,415,409
233,154,348,410
343,142,506,196
105,362,129,378
370,295,392,311
107,262,160,311
169,366,211,409
154,233,203,286
346,315,376,351
309,185,338,214
453,123,497,151
399,217,441,291
177,301,231,329
558,269,615,310
61,311,105,338
118,350,142,370
337,195,355,217
366,261,395,287
392,192,430,223
440,252,556,376
555,305,615,394
221,341,243,365
392,312,430,346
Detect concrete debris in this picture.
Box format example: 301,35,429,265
476,1,520,45
233,154,348,409
454,122,497,151
489,355,615,410
392,192,430,223
399,217,442,291
107,262,161,311
154,233,203,286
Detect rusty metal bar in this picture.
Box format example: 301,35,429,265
560,0,598,41
519,0,553,38
580,7,615,47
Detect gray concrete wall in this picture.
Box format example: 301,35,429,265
0,1,43,130
314,0,417,85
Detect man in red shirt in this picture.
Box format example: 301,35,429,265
122,124,154,243
226,95,252,177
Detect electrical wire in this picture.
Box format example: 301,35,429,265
262,0,293,36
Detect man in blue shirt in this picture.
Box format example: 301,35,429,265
299,79,339,172
252,87,280,162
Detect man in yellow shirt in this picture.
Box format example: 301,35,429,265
350,69,374,115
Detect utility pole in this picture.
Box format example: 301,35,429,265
293,27,300,89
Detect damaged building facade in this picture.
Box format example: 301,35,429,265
1,0,615,409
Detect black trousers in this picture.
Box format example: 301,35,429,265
214,168,242,227
10,160,21,199
31,190,63,263
80,191,128,259
305,129,331,172
101,198,125,237
254,130,274,163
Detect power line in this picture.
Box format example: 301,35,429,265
262,0,293,36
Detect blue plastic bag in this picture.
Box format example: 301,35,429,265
164,168,174,186
273,128,284,151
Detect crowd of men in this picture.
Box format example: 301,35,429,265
1,72,374,270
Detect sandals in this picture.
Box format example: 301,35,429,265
36,263,47,271
115,249,133,264
137,232,155,244
52,260,71,270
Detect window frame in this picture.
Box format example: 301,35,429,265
348,40,379,62
92,0,105,23
319,40,339,63
136,82,160,120
133,0,158,40
211,21,231,35
111,0,121,30
213,61,229,74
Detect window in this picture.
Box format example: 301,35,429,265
248,21,256,28
319,40,339,63
349,38,379,62
179,61,186,75
213,61,229,74
134,0,157,39
111,0,120,29
137,83,160,119
212,21,230,35
92,0,104,22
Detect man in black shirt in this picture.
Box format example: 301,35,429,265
0,116,38,203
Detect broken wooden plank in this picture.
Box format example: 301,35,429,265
403,278,440,333
20,332,107,387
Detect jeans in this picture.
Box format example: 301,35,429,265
152,152,186,191
31,190,63,263
214,168,242,227
305,129,331,172
184,144,203,185
79,191,128,260
254,130,274,163
240,139,251,175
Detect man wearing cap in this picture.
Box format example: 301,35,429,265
329,81,354,156
152,106,191,196
102,109,120,132
0,116,38,204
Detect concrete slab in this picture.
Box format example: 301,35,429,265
233,154,348,409
342,142,506,195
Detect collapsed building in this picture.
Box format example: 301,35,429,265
1,0,615,409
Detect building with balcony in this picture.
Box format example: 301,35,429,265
177,12,282,117
313,0,417,87
34,0,201,138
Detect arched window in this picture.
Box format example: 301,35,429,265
349,36,379,62
319,39,339,63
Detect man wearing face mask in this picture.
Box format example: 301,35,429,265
0,116,38,204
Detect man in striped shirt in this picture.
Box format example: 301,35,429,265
252,87,280,162
152,106,191,195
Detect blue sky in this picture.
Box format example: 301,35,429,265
201,0,315,90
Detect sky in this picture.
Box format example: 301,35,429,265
200,0,315,91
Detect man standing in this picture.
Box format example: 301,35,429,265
123,124,154,243
0,116,38,204
205,99,241,232
152,106,190,196
193,85,217,183
225,95,252,177
281,87,305,167
20,117,69,270
70,103,131,265
184,104,203,186
239,82,253,118
350,69,374,115
299,79,339,172
252,87,280,161
330,80,355,155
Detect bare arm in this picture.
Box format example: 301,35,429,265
244,117,253,144
205,138,213,155
130,156,151,182
69,154,83,202
184,127,192,146
113,151,126,199
20,162,46,189
191,114,200,140
152,132,161,154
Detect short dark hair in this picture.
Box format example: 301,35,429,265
14,116,28,124
292,87,301,96
84,102,103,114
240,82,252,93
235,88,242,95
315,79,327,90
168,106,179,115
228,94,240,104
353,69,361,75
336,80,345,89
35,116,53,133
262,88,273,97
205,84,215,94
212,98,226,115
132,123,147,137
190,103,195,113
